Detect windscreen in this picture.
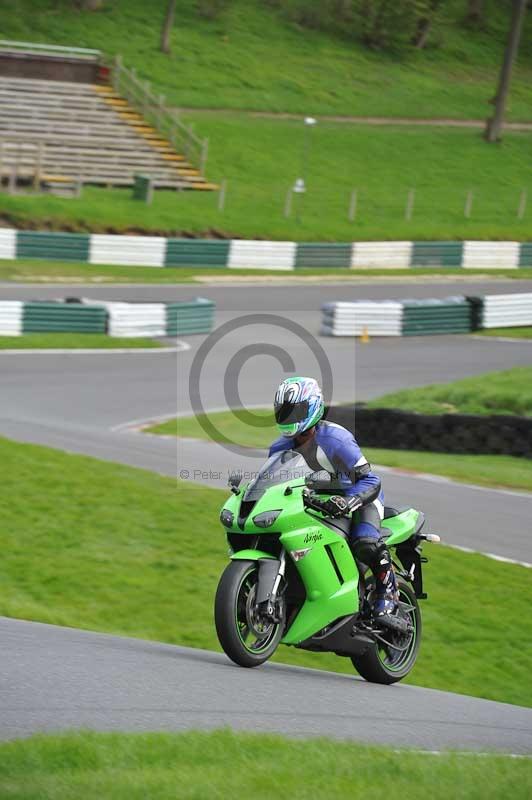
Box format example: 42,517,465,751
243,449,313,501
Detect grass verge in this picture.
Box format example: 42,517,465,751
3,259,532,284
3,0,532,120
0,334,163,349
4,121,532,241
477,327,532,339
1,730,530,800
147,411,532,492
366,367,532,417
1,436,531,707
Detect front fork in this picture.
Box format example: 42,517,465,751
256,551,286,621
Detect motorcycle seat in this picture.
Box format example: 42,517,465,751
383,505,410,519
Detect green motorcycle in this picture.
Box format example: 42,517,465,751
214,449,440,684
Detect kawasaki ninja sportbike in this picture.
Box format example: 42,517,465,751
215,449,440,684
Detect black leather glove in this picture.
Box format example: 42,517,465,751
325,495,350,517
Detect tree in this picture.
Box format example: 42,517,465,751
161,0,177,54
465,0,485,28
412,0,444,49
485,0,527,142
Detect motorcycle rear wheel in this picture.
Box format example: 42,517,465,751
214,560,285,668
351,577,421,685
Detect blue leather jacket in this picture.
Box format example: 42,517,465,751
269,420,383,503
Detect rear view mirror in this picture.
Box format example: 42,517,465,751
228,474,242,494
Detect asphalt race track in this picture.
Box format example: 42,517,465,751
2,617,532,753
1,278,531,750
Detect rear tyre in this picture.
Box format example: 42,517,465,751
351,577,421,685
214,560,285,668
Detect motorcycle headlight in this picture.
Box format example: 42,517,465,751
220,509,234,527
252,510,282,528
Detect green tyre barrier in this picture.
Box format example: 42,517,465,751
411,242,463,267
22,303,107,333
165,239,230,267
16,232,90,262
295,243,351,269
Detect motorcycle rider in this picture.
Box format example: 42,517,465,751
269,376,398,621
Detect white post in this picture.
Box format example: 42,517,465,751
518,188,527,220
405,188,415,221
34,141,43,191
464,189,473,218
158,94,165,131
201,137,209,175
284,187,292,218
218,179,227,211
348,189,357,222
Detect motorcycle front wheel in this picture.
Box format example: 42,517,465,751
351,577,421,685
214,560,285,668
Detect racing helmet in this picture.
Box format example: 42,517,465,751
274,376,324,437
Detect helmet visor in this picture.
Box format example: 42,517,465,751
274,399,309,425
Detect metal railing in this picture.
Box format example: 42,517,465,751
0,40,101,61
111,55,209,176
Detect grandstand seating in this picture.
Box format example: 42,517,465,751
0,75,215,191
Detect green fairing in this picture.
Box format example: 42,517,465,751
231,549,277,561
219,466,422,646
382,509,420,546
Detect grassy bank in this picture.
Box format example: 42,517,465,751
148,410,532,492
4,121,532,241
0,333,163,349
366,367,532,417
1,436,531,706
1,730,530,800
3,0,532,120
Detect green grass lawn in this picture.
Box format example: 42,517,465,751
0,333,163,349
4,121,532,241
478,327,532,339
1,731,530,800
3,0,532,121
148,410,532,492
3,259,532,284
366,366,532,417
1,436,531,707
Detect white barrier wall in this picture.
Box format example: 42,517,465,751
0,300,23,335
321,301,403,336
228,240,296,270
89,235,166,267
482,293,532,328
82,300,167,337
351,242,413,269
0,228,16,260
463,241,520,269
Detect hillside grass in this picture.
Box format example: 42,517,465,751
3,0,532,120
1,436,531,707
149,411,532,492
1,731,531,800
4,121,532,241
0,333,163,349
366,366,532,417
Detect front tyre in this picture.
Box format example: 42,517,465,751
214,560,285,668
351,577,421,685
